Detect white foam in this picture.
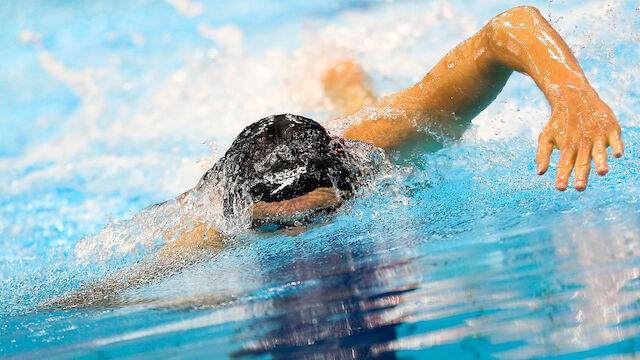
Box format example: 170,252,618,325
197,23,243,53
164,0,203,18
18,29,41,45
130,33,146,46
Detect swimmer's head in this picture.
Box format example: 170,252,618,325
201,114,361,230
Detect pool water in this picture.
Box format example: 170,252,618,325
1,0,640,359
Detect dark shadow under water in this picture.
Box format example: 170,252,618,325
230,238,417,359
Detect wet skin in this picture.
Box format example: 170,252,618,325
322,60,377,115
252,187,341,224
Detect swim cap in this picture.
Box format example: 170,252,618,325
198,114,361,219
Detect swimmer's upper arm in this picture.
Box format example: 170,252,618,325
342,15,512,149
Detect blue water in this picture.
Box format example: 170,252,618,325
1,0,640,359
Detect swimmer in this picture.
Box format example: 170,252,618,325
54,6,624,307
194,5,623,237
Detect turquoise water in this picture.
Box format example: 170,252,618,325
1,0,640,358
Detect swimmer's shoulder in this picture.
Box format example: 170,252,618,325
338,130,443,165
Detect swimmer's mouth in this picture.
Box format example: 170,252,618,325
251,187,341,231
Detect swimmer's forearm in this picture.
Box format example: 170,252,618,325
378,6,592,115
483,6,591,106
252,187,340,223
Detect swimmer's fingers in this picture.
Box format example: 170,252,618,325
592,138,608,176
573,143,592,191
555,145,577,191
609,126,624,158
590,127,622,176
536,132,554,175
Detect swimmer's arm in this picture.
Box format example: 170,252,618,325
103,203,224,290
343,5,623,191
252,187,341,223
49,222,222,308
161,221,224,253
157,191,225,253
115,222,224,286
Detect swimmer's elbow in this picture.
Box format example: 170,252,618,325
501,5,543,18
484,6,544,37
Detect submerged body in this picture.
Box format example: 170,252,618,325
55,6,624,307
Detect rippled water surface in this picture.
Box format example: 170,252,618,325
1,0,640,359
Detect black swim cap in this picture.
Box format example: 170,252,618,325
198,114,361,218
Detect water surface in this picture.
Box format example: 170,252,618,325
1,0,639,358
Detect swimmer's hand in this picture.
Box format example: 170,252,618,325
252,187,340,223
322,60,376,115
536,86,623,191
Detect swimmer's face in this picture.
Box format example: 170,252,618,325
251,187,341,231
